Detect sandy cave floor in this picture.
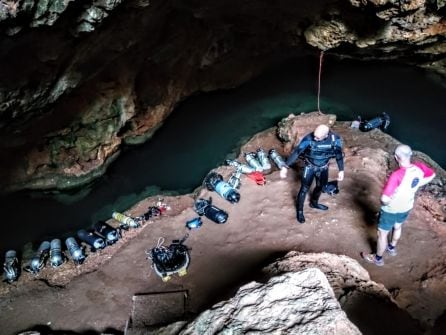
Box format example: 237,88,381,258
0,123,445,335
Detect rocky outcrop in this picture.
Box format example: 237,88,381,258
276,111,337,153
138,268,361,335
306,0,446,51
263,252,423,334
0,1,445,193
0,113,444,334
0,0,125,33
264,251,391,301
129,252,424,334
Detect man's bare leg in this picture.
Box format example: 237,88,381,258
390,223,403,247
377,228,390,257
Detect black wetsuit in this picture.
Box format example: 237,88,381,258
286,131,344,221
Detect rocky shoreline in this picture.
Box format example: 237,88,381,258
1,112,445,334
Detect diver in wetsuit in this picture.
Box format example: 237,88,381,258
280,124,344,223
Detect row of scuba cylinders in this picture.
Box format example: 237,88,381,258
204,148,286,203
226,148,287,174
207,149,287,204
3,212,140,283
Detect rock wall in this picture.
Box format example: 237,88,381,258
0,0,444,192
263,252,423,334
129,252,424,334
134,268,362,335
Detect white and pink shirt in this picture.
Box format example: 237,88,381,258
382,162,435,213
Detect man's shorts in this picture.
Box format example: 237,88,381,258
378,210,411,231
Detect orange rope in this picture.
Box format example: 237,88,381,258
317,51,324,112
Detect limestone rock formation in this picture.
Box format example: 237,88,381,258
139,268,361,335
263,252,423,334
130,251,424,334
276,111,337,153
305,0,446,51
0,0,444,193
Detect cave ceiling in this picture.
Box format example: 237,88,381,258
0,0,444,192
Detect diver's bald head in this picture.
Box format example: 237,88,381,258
314,124,330,141
395,144,412,161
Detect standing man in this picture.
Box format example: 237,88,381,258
280,124,344,223
362,144,435,266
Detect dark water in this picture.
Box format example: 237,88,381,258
1,56,445,254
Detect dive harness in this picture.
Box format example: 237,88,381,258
147,234,190,282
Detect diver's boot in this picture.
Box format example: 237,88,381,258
297,211,305,223
309,202,328,210
310,189,328,210
296,190,306,224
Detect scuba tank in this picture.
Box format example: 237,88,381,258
269,149,287,169
112,212,140,229
147,235,190,282
194,198,228,224
3,250,19,283
49,239,64,268
77,229,106,251
359,112,390,132
65,237,85,265
227,169,242,189
244,152,263,172
225,159,255,174
25,241,50,274
93,221,120,245
204,172,240,204
256,148,271,171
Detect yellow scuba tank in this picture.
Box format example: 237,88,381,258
112,212,140,229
